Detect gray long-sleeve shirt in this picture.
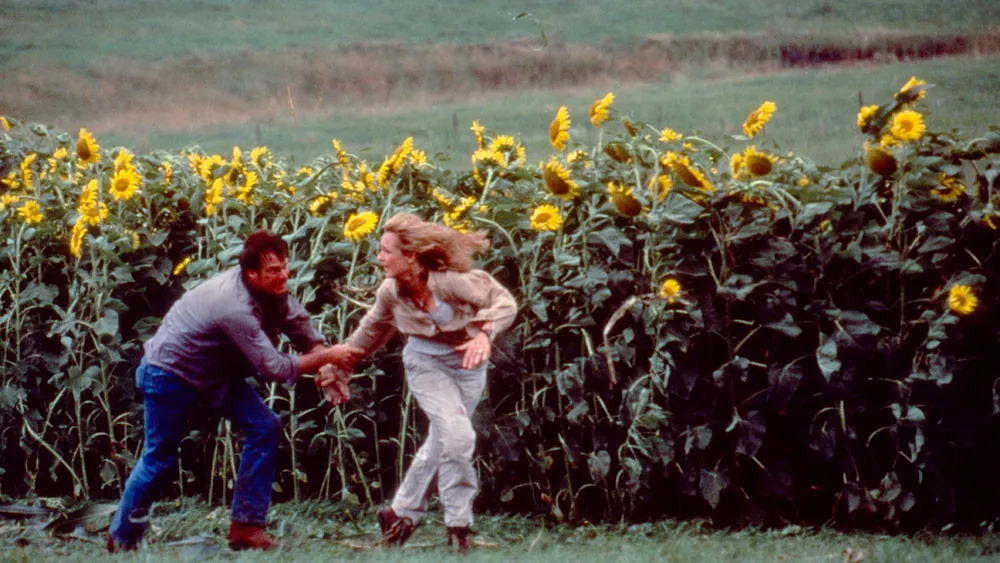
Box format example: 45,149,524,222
144,267,326,406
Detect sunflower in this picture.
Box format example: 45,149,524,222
77,179,109,225
662,152,714,191
566,150,588,164
309,195,334,216
589,92,614,127
19,153,37,190
896,76,927,104
622,119,638,137
1,116,10,131
377,157,396,188
204,178,225,216
69,218,87,258
198,154,227,184
390,137,414,174
162,161,173,184
947,284,977,315
114,148,134,173
332,139,350,168
732,146,778,178
659,128,683,143
742,101,776,138
857,105,879,132
17,200,43,225
250,146,271,169
889,110,925,142
659,278,682,303
109,168,141,201
530,204,563,232
344,211,379,241
549,106,571,150
356,161,376,191
541,158,580,200
649,174,672,202
472,148,508,185
173,256,193,277
470,120,485,149
76,128,100,166
488,135,515,154
410,149,427,166
2,170,20,191
865,143,897,177
126,230,141,250
608,181,643,217
603,142,632,164
235,171,259,205
931,173,965,202
0,194,20,211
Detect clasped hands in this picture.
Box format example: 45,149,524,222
315,328,493,405
315,344,364,406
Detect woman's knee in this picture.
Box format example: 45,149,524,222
439,416,476,460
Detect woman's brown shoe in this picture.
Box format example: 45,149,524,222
377,506,416,547
447,526,475,553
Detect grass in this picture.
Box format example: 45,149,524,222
1,0,999,66
2,500,997,562
96,56,1000,167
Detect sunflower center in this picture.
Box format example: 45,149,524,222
747,155,772,176
347,218,366,231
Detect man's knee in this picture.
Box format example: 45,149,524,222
246,410,282,446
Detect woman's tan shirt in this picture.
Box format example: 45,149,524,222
346,269,517,356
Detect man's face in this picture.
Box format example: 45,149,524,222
246,251,290,296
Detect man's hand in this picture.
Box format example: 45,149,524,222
455,331,491,370
324,344,365,372
317,364,351,406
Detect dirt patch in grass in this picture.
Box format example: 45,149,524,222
3,31,999,136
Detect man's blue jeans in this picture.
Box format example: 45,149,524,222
109,359,282,547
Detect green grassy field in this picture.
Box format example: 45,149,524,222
2,500,997,562
2,0,999,65
95,56,1000,167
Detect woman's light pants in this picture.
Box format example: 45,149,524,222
392,346,486,528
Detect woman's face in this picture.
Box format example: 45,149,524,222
377,232,415,279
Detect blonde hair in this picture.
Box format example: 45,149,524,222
385,212,489,272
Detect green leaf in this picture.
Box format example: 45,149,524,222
95,310,119,336
587,450,611,483
766,313,802,338
700,469,724,509
588,227,632,258
816,333,840,382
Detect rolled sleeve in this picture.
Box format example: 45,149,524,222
282,296,327,352
346,281,398,357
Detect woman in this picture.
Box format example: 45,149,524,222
321,212,517,551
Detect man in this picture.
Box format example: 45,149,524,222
107,229,361,552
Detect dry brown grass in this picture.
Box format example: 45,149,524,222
3,31,999,137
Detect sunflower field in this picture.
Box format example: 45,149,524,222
2,78,1000,530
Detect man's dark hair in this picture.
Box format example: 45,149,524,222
240,230,288,271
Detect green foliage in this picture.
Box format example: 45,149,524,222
1,78,1000,530
1,500,997,561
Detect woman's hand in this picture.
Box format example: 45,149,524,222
455,331,492,369
316,364,351,406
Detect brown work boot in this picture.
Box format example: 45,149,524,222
106,535,137,553
377,506,416,547
228,521,280,551
447,526,475,553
